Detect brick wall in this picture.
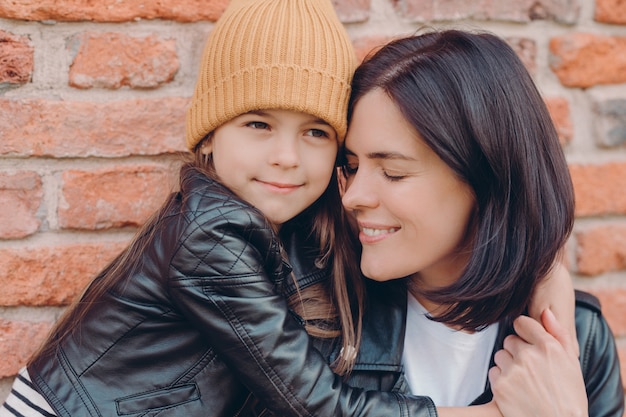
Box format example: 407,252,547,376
1,0,625,402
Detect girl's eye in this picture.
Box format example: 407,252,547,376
306,129,330,138
247,121,269,129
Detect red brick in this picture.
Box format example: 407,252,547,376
594,99,626,148
69,33,179,90
0,30,33,85
333,0,371,23
0,242,126,306
392,0,579,24
576,224,626,276
59,165,175,230
0,172,42,239
506,37,537,75
595,0,626,24
0,98,188,157
569,162,626,217
353,35,395,63
545,97,573,145
353,35,537,74
581,288,626,337
0,319,54,378
550,33,626,88
0,0,228,23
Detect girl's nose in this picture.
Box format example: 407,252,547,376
269,135,300,168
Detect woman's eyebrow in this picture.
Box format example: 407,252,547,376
344,147,415,161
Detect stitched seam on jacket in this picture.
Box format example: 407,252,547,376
210,294,315,417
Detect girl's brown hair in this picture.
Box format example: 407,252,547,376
29,143,364,376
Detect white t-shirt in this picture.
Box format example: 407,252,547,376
402,293,499,406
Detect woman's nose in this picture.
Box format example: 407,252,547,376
341,169,378,210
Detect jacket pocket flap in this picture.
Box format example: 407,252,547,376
116,383,199,415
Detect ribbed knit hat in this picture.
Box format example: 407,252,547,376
185,0,357,151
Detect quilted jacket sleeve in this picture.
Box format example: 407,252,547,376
575,292,624,417
168,201,436,417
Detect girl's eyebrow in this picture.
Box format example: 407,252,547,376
344,147,416,161
243,111,330,126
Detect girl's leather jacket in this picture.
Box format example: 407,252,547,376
28,166,436,417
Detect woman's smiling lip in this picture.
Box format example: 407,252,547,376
357,221,400,243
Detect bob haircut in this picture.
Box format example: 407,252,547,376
347,30,575,330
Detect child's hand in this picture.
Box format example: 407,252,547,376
489,309,588,417
527,262,578,357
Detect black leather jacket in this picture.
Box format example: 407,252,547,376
28,167,623,417
342,280,624,417
28,167,435,417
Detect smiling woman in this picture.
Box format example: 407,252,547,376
340,29,623,416
343,89,476,290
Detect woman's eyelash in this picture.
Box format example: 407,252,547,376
342,164,358,174
383,171,406,181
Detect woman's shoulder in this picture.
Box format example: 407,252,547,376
574,289,624,417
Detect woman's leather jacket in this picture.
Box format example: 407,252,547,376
28,166,436,417
342,279,624,417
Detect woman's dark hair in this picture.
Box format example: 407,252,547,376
348,30,575,330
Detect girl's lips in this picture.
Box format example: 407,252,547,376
257,179,302,194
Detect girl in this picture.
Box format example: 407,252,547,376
341,29,623,417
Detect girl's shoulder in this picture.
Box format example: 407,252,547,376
179,167,268,228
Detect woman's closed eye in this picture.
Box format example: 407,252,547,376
382,170,408,181
341,160,358,176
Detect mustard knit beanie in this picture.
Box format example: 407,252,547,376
185,0,357,151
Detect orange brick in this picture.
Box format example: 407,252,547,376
0,319,54,377
550,33,626,88
569,162,626,217
0,98,188,158
59,165,175,230
0,0,228,22
69,32,179,89
545,97,573,145
0,30,33,85
576,224,626,276
0,172,42,239
595,0,626,24
0,242,126,306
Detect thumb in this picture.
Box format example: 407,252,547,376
541,308,577,358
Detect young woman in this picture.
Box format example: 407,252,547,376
341,29,624,417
